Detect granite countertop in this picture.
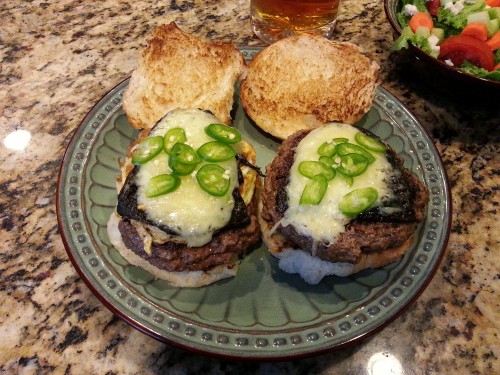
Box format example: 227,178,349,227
1,0,498,374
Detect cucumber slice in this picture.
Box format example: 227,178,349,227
415,26,431,38
467,11,490,26
487,19,499,37
431,27,445,43
488,7,500,21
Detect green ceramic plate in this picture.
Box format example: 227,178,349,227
57,47,450,360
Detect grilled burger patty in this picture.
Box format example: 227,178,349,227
260,128,429,264
117,190,259,272
116,156,260,272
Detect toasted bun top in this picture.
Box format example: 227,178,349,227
240,35,380,140
123,22,245,129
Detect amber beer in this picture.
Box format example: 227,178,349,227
251,0,340,44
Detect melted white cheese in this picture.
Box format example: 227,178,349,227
136,109,238,247
281,123,395,245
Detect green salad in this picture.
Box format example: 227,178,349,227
393,0,500,81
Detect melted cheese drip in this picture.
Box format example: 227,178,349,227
136,109,238,247
281,123,395,244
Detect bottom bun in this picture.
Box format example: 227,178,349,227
107,212,238,288
258,201,413,284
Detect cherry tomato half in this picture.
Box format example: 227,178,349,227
439,35,495,72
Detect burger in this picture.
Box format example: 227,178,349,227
240,34,428,284
259,123,429,284
107,108,260,287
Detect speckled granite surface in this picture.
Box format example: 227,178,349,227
1,0,498,374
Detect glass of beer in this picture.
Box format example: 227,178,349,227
250,0,341,44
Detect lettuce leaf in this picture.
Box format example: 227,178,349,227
396,0,429,28
460,61,500,81
437,0,486,31
392,26,434,55
402,0,427,12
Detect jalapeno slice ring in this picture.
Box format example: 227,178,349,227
205,123,242,144
319,156,334,166
333,137,349,144
354,132,387,153
299,161,336,180
197,141,235,162
337,172,354,188
170,143,200,165
145,174,180,198
168,157,197,175
131,136,164,165
336,153,369,177
196,164,231,196
318,141,337,157
338,187,378,217
300,175,328,205
336,143,375,164
164,127,187,153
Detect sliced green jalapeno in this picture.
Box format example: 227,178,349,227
145,174,180,198
197,141,235,162
319,156,334,166
335,143,375,164
337,172,354,187
333,137,349,144
298,161,335,180
318,141,337,157
168,157,197,175
336,153,369,177
205,123,242,144
164,128,187,153
196,164,231,196
300,175,328,205
170,143,200,165
131,136,164,165
354,132,387,153
338,187,378,217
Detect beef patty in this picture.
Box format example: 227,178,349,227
118,191,260,272
260,129,429,264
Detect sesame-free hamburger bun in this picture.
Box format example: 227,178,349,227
240,34,379,140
